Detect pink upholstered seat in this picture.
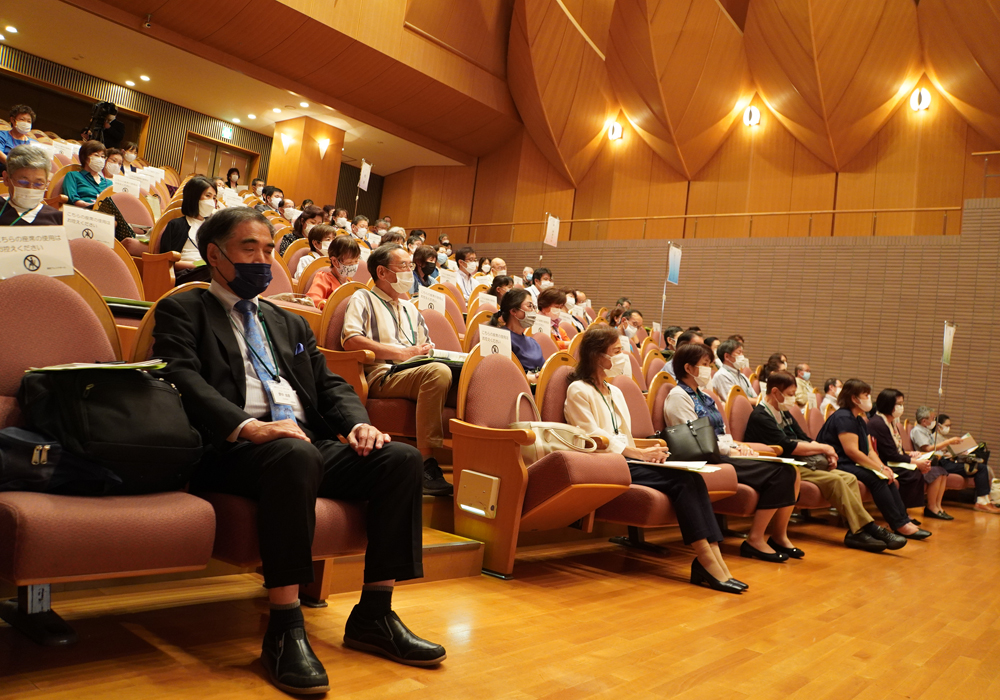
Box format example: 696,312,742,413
443,293,466,336
727,392,754,442
788,404,809,437
611,375,655,438
69,238,141,300
559,320,578,339
539,366,575,422
645,357,665,387
423,308,462,352
353,261,372,284
264,256,293,296
806,406,825,439
110,192,154,227
628,353,647,391
651,381,671,433
287,248,311,279
533,332,558,361
443,282,466,312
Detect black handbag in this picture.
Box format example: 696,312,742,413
660,416,722,462
17,367,203,494
0,427,123,495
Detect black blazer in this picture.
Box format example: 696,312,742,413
151,288,369,447
159,216,192,254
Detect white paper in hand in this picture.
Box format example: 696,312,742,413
478,324,511,360
367,231,382,248
652,321,662,334
0,226,74,279
63,208,115,247
417,286,447,313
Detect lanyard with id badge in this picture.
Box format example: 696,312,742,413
228,311,297,408
599,385,629,453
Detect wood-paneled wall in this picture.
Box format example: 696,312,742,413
380,165,477,240
265,117,344,208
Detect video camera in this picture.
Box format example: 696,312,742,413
81,101,118,144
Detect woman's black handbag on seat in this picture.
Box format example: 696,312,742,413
16,366,203,494
661,416,722,462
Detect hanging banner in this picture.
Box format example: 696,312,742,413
667,244,682,285
942,322,956,366
544,214,560,247
358,160,372,192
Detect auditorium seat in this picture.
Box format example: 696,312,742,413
628,352,647,391
449,349,631,577
644,353,666,388
430,284,466,338
558,320,578,340
44,163,80,208
787,404,809,438
462,310,494,353
0,274,216,646
805,405,825,439
96,191,155,229
423,308,463,353
530,330,559,362
442,281,467,312
646,371,675,434
296,256,329,296
283,238,311,278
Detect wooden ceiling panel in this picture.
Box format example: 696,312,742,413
919,0,1000,145
254,20,355,80
202,1,310,60
559,0,615,54
744,0,923,171
507,0,619,186
607,0,755,180
95,0,253,41
403,0,514,78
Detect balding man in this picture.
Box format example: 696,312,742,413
490,257,507,277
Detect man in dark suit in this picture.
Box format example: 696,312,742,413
152,207,445,694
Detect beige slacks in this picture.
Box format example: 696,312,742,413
798,466,873,534
366,363,453,452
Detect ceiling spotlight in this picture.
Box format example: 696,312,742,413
0,34,6,42
300,102,309,108
232,118,241,123
125,80,135,86
273,108,282,113
5,26,17,33
910,87,931,111
247,114,256,119
140,75,150,81
607,122,623,140
743,105,761,127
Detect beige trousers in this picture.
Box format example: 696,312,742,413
366,363,453,452
798,466,874,534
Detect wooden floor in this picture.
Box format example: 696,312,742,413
2,505,1000,699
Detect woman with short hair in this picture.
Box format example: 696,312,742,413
63,140,112,207
487,275,513,303
411,245,440,294
102,148,124,179
226,167,240,190
305,235,362,309
158,175,217,284
279,204,324,256
295,223,336,279
537,287,570,349
121,142,140,172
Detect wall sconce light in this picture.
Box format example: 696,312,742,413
743,105,760,127
317,138,330,159
280,133,293,154
910,87,931,111
607,122,623,140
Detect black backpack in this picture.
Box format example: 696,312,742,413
16,367,203,494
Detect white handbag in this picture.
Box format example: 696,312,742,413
509,392,598,466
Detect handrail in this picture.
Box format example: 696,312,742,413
971,151,1000,156
408,206,962,232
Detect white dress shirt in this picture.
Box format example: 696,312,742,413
179,216,204,263
710,364,757,401
209,281,306,440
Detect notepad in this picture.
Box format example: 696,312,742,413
737,455,808,467
888,462,917,470
628,460,721,473
27,359,167,372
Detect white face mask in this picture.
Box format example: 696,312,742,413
106,162,121,176
939,425,950,435
692,365,712,388
337,261,358,279
270,196,283,208
125,152,137,163
461,260,477,274
254,186,263,196
603,352,630,378
833,386,842,397
11,186,45,211
320,240,331,254
304,223,315,236
198,199,217,218
336,217,349,229
777,392,796,411
539,280,554,290
496,268,507,277
892,405,904,420
89,156,106,173
858,396,873,412
15,121,32,135
389,270,414,294
732,355,749,371
517,310,537,329
623,324,637,339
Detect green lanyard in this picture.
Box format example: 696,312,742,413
598,382,620,435
375,295,416,346
0,198,31,226
228,309,280,381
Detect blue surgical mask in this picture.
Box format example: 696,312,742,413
215,245,272,300
436,252,447,265
802,371,811,381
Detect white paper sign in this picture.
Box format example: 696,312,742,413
477,292,497,309
620,336,633,354
0,226,74,279
52,141,74,157
531,315,551,336
63,208,115,247
417,286,447,313
358,160,372,191
652,321,661,334
358,246,371,262
112,174,142,195
132,170,153,191
36,143,56,163
512,275,523,287
479,324,511,359
143,166,165,183
478,273,494,287
544,214,560,247
438,268,458,286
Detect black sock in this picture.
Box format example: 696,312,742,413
267,600,304,636
356,586,393,619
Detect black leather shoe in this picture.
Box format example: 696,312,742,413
423,458,453,496
895,527,932,540
261,627,330,695
910,518,922,526
740,541,789,563
727,578,749,590
923,508,954,521
690,558,742,594
344,607,446,666
767,537,804,559
863,524,907,550
844,530,887,553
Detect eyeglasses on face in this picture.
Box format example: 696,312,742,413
10,179,47,190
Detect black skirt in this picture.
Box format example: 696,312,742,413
724,457,798,509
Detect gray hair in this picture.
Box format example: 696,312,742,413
388,226,406,236
6,144,52,176
197,206,274,262
915,406,933,423
367,243,405,281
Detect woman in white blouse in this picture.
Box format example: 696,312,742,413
564,327,745,594
294,223,336,279
665,343,801,564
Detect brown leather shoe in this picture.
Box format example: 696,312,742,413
973,502,1000,514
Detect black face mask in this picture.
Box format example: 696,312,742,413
422,261,436,277
216,245,272,300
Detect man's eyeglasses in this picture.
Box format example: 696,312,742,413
389,262,416,272
10,180,47,191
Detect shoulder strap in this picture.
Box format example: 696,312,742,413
514,391,541,423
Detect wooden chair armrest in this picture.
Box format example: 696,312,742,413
449,419,536,446
272,301,322,338
140,251,181,302
634,438,666,449
591,435,610,450
738,441,778,456
317,347,371,402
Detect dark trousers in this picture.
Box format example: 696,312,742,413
837,464,911,530
627,462,724,545
197,438,424,588
940,458,991,497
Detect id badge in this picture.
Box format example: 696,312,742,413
269,379,296,406
609,432,629,454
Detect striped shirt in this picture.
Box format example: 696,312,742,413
342,286,430,367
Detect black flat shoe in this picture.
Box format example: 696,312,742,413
894,527,932,540
690,558,742,594
727,578,749,590
923,508,954,521
862,524,907,550
740,541,789,563
423,458,453,496
261,627,330,695
766,537,804,559
344,607,446,666
910,518,922,526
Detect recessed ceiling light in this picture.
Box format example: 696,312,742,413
125,80,135,86
5,26,17,34
0,34,6,42
273,108,281,113
247,114,256,119
140,75,150,81
300,102,309,108
232,118,240,123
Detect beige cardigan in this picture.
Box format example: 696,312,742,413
564,380,635,454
